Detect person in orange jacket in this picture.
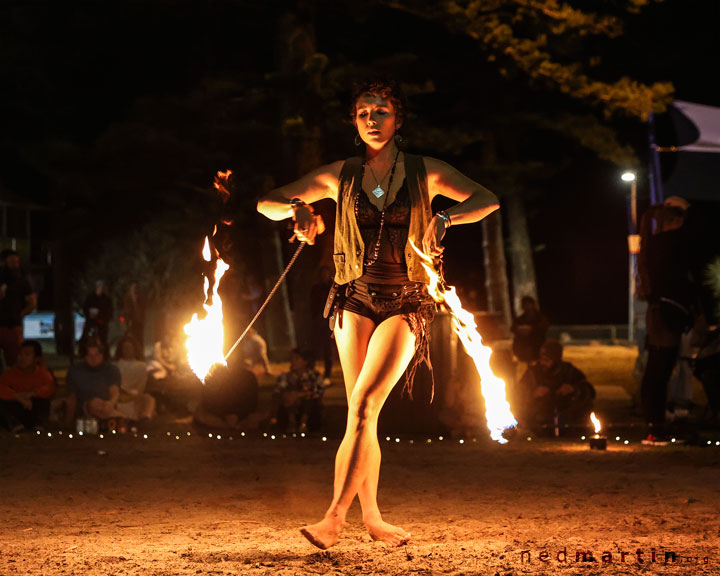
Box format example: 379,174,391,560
0,340,56,431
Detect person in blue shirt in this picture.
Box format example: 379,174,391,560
65,340,123,428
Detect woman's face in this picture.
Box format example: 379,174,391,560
354,94,400,150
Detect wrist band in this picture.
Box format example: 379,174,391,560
437,210,452,228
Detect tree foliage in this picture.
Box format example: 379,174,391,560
386,0,674,120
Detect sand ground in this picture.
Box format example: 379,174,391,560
1,345,719,576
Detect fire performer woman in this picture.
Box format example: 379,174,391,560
257,78,499,549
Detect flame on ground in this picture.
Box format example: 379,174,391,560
590,412,602,434
410,241,517,444
184,237,229,382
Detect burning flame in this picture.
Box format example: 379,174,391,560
411,242,517,443
184,237,229,382
214,170,234,225
590,412,602,435
213,169,232,201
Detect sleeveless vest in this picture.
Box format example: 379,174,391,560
333,153,433,285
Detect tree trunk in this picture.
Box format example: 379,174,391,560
480,133,512,332
274,1,325,350
505,190,538,315
482,211,512,330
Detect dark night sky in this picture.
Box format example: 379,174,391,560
2,0,718,325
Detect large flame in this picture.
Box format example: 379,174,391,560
411,242,517,443
184,237,229,382
590,412,602,435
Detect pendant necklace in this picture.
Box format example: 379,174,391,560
357,149,400,267
366,152,397,198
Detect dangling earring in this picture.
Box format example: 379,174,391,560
394,132,403,144
354,133,362,147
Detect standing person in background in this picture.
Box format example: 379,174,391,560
511,296,549,365
123,283,147,352
80,280,113,355
0,250,37,370
637,199,695,444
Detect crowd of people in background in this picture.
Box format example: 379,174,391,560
2,192,719,442
0,249,274,434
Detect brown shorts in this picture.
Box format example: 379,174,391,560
325,279,437,398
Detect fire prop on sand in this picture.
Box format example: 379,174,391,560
412,242,517,444
184,236,230,383
589,412,607,450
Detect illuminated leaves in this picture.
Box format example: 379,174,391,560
385,0,673,120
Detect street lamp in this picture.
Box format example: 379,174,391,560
621,171,639,343
622,171,638,230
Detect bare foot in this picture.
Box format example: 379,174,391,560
300,517,343,550
364,517,411,547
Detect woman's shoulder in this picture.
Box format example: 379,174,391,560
318,159,347,179
418,155,452,175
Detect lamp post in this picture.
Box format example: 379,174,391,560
622,171,638,343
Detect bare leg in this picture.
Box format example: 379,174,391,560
335,313,411,546
300,313,416,549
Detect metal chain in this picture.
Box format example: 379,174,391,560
224,241,306,361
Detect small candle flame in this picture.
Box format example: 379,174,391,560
590,412,602,434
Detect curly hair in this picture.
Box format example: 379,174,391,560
349,77,407,126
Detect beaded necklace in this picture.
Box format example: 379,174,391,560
355,149,400,267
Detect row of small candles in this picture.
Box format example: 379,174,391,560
22,427,720,447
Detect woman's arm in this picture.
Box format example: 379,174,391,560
421,157,500,256
257,161,344,221
425,157,499,223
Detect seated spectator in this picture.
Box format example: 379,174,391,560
517,339,595,431
272,348,324,433
511,296,550,364
240,328,272,375
147,333,200,415
0,340,56,431
192,363,259,430
65,340,124,429
114,336,155,422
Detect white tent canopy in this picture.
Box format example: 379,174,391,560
674,100,720,153
659,100,720,202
